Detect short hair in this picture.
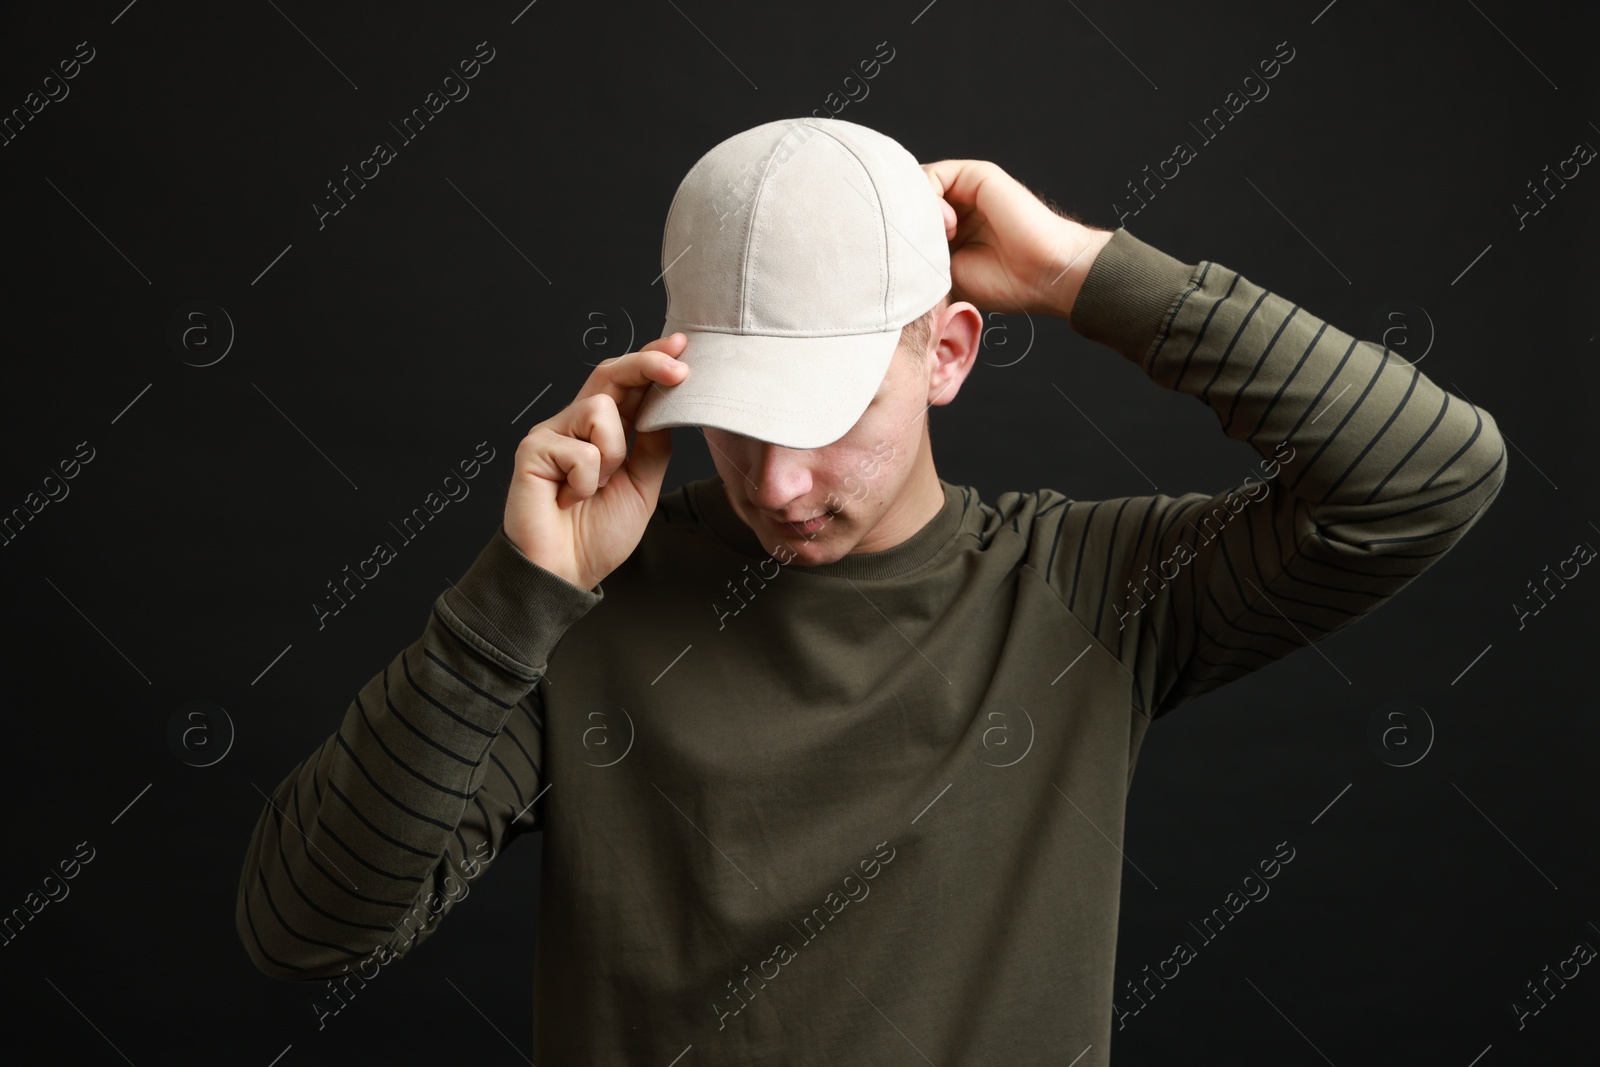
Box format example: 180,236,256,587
898,291,952,370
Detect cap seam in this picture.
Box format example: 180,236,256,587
807,124,892,330
740,130,790,333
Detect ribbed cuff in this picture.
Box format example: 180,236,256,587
436,524,604,678
1068,228,1199,369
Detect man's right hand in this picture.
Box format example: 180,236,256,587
503,333,690,591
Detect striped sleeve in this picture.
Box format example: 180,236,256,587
1045,227,1507,720
235,525,603,980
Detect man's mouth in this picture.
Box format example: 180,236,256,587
771,511,825,534
768,510,834,534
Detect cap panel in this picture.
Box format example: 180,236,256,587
660,120,791,332
744,130,888,335
795,118,952,326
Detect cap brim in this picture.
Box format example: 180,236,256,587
633,326,900,450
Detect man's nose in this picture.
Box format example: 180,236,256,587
747,442,813,509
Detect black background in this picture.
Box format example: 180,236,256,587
1,0,1595,1063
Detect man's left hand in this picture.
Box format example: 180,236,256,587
922,159,1114,320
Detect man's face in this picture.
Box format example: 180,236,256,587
700,341,935,566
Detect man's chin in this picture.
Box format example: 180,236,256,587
769,531,847,565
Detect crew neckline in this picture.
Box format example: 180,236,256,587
689,473,968,581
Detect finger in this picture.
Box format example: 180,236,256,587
923,159,993,208
572,333,689,412
919,165,960,241
569,394,631,488
527,394,622,491
922,159,960,200
928,159,1011,230
611,347,692,428
530,429,603,508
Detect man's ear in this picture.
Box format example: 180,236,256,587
926,301,984,408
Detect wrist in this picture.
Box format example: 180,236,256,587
1041,225,1114,321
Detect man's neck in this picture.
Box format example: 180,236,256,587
849,450,945,555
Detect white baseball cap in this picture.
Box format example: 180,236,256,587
633,116,952,450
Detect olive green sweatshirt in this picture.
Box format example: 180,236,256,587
236,228,1507,1064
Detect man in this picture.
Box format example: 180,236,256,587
237,117,1506,1063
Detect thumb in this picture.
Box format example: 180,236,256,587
624,426,675,508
